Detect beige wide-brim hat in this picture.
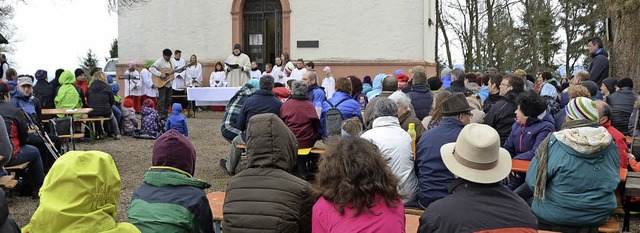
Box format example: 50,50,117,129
441,123,512,184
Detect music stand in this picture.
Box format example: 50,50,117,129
119,74,140,99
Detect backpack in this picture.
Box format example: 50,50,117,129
325,98,349,136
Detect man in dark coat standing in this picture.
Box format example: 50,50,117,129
587,37,609,86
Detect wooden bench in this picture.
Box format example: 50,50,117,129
405,208,425,216
598,220,620,233
207,192,225,233
5,162,29,171
405,214,419,232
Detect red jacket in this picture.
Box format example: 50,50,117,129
602,120,629,168
280,96,320,148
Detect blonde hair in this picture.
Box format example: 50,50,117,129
92,71,107,84
568,85,590,99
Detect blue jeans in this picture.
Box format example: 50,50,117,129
6,144,44,195
112,105,122,126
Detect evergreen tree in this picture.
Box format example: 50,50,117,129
80,49,99,71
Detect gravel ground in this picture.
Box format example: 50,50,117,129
5,110,640,232
7,111,232,227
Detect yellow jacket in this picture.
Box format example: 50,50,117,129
22,151,140,233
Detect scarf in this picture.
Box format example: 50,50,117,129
533,119,598,200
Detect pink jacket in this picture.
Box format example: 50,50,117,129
312,196,405,233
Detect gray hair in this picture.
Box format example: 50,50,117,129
388,91,412,111
451,68,465,82
260,74,275,91
373,98,398,119
291,80,308,96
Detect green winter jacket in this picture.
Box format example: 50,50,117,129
127,167,213,233
22,151,140,233
54,70,83,117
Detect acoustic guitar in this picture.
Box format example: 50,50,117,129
152,63,193,87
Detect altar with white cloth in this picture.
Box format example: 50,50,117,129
187,87,241,106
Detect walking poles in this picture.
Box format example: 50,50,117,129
22,110,61,160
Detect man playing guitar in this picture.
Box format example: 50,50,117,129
149,48,175,121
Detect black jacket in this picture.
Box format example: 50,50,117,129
87,81,114,117
33,80,56,110
419,178,538,233
408,83,433,120
483,93,502,113
223,114,312,233
588,50,610,86
0,190,19,233
445,81,474,97
606,87,637,135
483,90,521,145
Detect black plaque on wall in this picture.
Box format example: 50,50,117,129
297,40,319,48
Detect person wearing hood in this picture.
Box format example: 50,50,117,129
366,73,386,100
221,75,282,175
22,151,140,233
87,71,121,140
120,98,138,136
222,113,313,233
138,99,160,138
540,82,564,131
128,130,213,233
606,77,637,135
484,74,525,146
587,37,609,86
396,73,410,90
525,97,619,231
165,103,188,136
0,189,19,233
54,70,83,118
440,67,452,89
321,66,336,98
220,79,258,142
407,72,433,120
361,99,419,204
596,101,629,168
225,44,252,87
272,82,291,102
11,76,62,172
362,75,373,95
302,71,326,105
32,69,55,111
280,81,320,179
364,74,397,129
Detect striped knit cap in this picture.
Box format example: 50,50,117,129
565,97,599,122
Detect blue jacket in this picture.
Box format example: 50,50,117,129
408,83,433,120
503,113,555,160
416,118,464,209
477,86,489,102
441,76,452,89
366,73,386,100
306,84,326,105
237,89,282,140
320,91,362,138
526,133,619,227
166,103,188,136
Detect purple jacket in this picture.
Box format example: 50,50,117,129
503,112,555,161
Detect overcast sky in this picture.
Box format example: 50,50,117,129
8,0,117,78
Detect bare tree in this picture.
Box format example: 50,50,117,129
109,0,149,13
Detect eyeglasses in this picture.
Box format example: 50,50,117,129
500,83,510,87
